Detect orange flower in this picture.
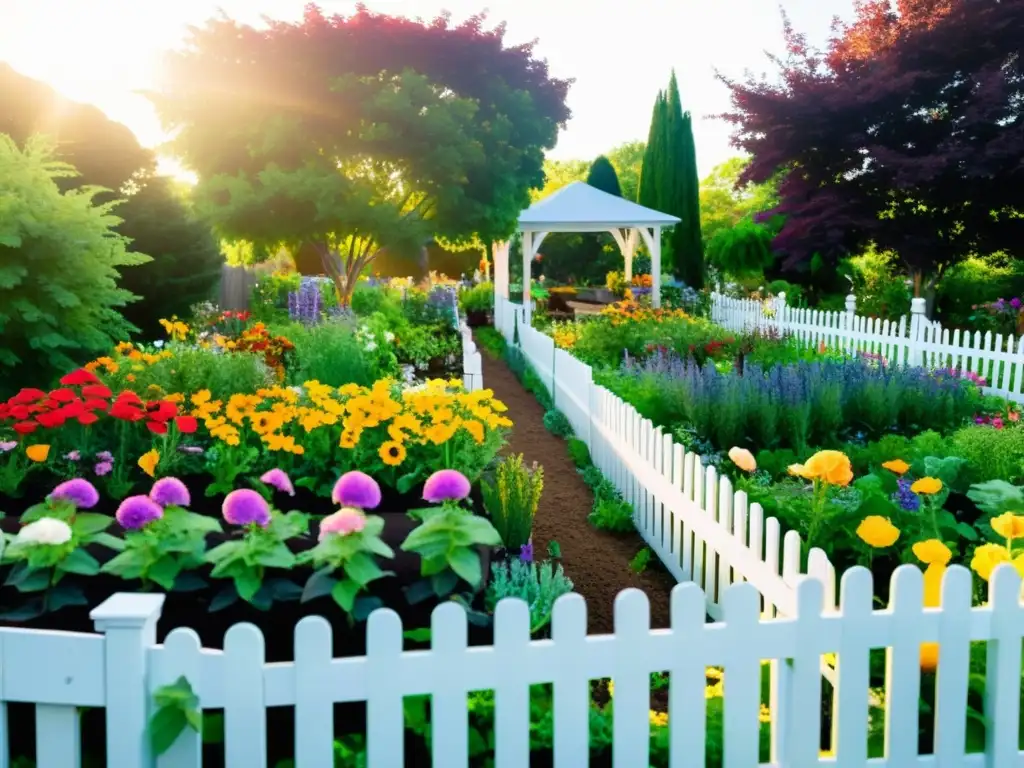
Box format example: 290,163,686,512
25,444,50,462
802,450,853,487
882,459,909,475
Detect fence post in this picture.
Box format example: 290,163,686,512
91,593,166,768
845,294,857,355
773,292,787,336
908,297,927,368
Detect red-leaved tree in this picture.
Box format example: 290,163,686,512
719,0,1024,299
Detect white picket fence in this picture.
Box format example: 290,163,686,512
711,292,1024,402
6,567,1024,766
494,295,837,621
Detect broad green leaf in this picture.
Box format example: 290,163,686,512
148,556,182,590
253,542,296,569
301,567,338,602
331,578,360,613
149,705,188,756
58,548,101,576
233,567,263,602
101,548,148,579
447,547,482,586
71,513,113,538
344,551,385,587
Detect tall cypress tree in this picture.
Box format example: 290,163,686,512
637,91,666,209
586,155,622,197
676,111,705,288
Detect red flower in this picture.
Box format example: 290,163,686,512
77,412,100,426
58,400,86,420
147,421,169,435
146,401,178,423
83,398,110,412
60,369,100,386
10,388,47,404
49,388,77,403
109,400,145,421
116,391,143,405
35,411,67,429
8,404,31,421
175,415,199,434
81,385,112,399
13,421,38,434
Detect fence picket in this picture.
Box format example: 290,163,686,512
224,623,268,767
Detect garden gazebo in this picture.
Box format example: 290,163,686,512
493,181,680,320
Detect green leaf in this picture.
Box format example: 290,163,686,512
364,535,396,559
149,705,188,755
101,548,148,580
208,585,239,613
331,578,360,613
148,556,182,591
72,513,114,538
403,628,432,643
46,583,88,612
253,542,296,569
205,540,245,565
447,547,482,586
57,548,100,576
396,472,420,495
344,551,386,587
352,595,383,622
233,567,263,602
431,569,459,597
267,578,303,602
458,516,503,547
301,567,338,603
91,532,126,551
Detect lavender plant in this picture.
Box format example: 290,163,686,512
288,278,323,325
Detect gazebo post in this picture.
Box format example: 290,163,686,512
521,230,533,322
493,241,509,299
624,228,639,283
651,226,662,308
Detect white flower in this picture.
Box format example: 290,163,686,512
153,340,165,349
365,341,378,352
384,331,395,343
17,518,73,546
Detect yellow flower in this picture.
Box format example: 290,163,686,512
164,393,184,404
25,444,50,462
912,539,952,567
920,642,940,671
991,512,1024,541
971,543,1011,581
759,703,772,723
882,459,910,475
424,423,457,445
138,449,160,478
462,420,485,444
191,390,212,406
339,430,359,450
727,447,757,473
649,711,668,728
856,516,900,548
787,463,810,479
910,477,942,495
922,563,945,608
379,441,407,466
802,450,853,487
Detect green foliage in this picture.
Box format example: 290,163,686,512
566,438,591,468
629,547,652,574
542,409,573,438
281,322,376,387
586,156,622,197
638,91,667,209
707,219,774,279
951,425,1024,485
401,503,503,594
840,247,911,321
0,135,150,392
459,282,494,314
149,676,201,756
474,327,507,359
699,157,780,247
485,558,574,635
481,455,543,552
938,254,1024,329
115,177,223,338
589,496,635,533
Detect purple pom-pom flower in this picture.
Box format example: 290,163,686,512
222,489,271,528
331,471,381,510
423,469,471,503
260,468,295,496
149,477,191,508
49,478,99,509
116,495,164,530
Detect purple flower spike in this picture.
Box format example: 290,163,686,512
116,495,164,530
331,471,381,510
520,541,534,563
261,468,295,496
222,489,271,527
150,477,191,508
49,478,100,509
422,469,471,503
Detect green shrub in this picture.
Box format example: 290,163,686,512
485,559,573,635
0,135,149,393
580,465,605,490
282,322,375,387
481,455,543,552
588,497,634,533
938,254,1024,330
475,327,507,359
950,425,1024,484
104,346,272,401
459,282,494,314
567,438,591,468
542,409,573,438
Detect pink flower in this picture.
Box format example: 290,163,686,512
993,417,1005,430
0,441,18,453
94,461,113,476
64,450,81,461
149,477,191,507
422,469,471,503
260,468,295,496
319,507,367,540
331,471,381,509
222,489,271,527
49,478,100,509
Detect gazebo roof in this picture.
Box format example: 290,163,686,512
518,181,680,231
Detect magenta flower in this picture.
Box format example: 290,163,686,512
64,450,81,462
331,471,381,510
318,507,367,540
260,468,295,496
0,441,16,453
49,478,100,509
94,461,113,476
423,469,471,503
149,477,191,507
116,495,164,529
222,489,271,527
95,451,113,462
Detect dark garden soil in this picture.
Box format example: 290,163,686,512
479,347,676,634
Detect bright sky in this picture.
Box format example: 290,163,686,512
0,0,853,181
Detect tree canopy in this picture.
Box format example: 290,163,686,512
699,157,780,246
149,5,572,303
586,155,622,197
719,0,1024,294
0,136,148,390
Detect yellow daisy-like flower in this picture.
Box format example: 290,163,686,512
462,420,485,444
649,711,668,728
379,441,406,466
138,449,160,477
991,512,1024,541
856,516,900,548
970,543,1011,581
191,390,212,406
910,477,943,495
912,539,952,567
339,430,359,450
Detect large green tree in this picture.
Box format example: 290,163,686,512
150,6,571,304
699,157,780,246
637,91,667,210
0,136,149,390
605,141,645,204
585,155,622,197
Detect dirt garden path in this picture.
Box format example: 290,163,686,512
479,349,675,633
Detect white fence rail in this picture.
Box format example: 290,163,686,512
6,568,1024,766
711,292,1024,402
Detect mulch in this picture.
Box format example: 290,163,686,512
479,347,676,634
